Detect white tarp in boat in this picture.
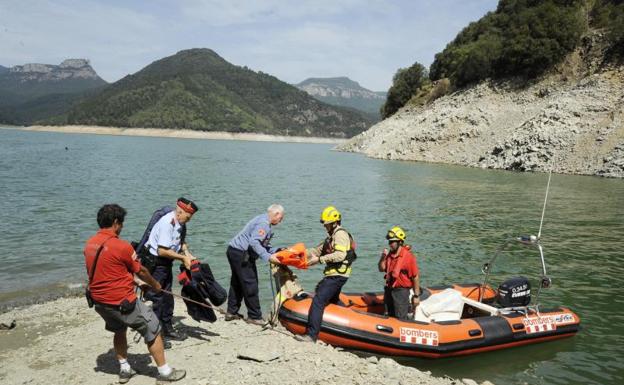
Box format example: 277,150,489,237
414,288,464,322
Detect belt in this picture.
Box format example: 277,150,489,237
93,300,121,309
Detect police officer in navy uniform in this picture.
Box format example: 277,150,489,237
296,206,356,342
225,204,284,324
145,197,198,341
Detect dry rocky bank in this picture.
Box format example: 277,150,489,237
339,58,624,178
0,297,491,385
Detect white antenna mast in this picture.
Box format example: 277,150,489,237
537,170,552,240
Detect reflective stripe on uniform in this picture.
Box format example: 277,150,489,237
333,244,349,252
323,265,352,276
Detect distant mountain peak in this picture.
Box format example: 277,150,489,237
8,58,103,82
296,76,386,118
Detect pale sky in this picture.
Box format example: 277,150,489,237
0,0,498,91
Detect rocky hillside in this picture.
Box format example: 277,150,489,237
0,65,8,75
0,59,106,101
338,34,624,178
296,77,386,118
57,49,374,138
0,59,107,125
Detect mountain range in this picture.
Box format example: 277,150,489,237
57,49,374,137
295,77,386,119
0,51,374,137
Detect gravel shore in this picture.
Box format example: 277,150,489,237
6,125,346,145
0,296,491,385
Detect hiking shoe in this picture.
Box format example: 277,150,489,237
246,318,266,326
119,367,137,384
295,334,315,343
224,312,243,321
163,324,187,341
156,368,186,384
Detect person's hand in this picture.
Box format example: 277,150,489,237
269,254,281,265
151,281,162,294
308,256,320,266
381,248,388,258
411,296,420,309
182,255,193,270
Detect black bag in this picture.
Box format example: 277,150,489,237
119,298,137,314
197,263,227,306
177,261,227,323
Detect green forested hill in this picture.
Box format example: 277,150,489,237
59,49,374,137
382,0,624,117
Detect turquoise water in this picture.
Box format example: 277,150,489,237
0,128,623,384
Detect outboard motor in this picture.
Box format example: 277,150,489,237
497,276,531,307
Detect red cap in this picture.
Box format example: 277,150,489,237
177,197,198,214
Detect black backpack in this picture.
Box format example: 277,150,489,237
131,206,186,272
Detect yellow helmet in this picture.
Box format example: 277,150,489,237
386,226,406,242
320,206,341,224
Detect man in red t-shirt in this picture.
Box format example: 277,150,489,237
377,226,420,320
84,204,185,384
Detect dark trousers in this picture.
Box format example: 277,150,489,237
384,286,411,320
307,275,348,340
144,263,174,325
226,246,262,320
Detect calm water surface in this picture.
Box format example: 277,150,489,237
0,128,622,384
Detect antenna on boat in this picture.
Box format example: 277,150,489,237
537,170,552,240
479,169,554,307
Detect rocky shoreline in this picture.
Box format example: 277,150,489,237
5,125,346,145
338,66,624,178
0,296,491,385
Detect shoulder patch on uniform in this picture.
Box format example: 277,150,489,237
258,228,266,237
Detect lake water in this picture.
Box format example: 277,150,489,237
1,128,622,384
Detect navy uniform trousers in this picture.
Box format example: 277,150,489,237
226,246,262,320
144,261,174,325
306,275,348,340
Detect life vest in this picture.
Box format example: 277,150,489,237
275,242,308,269
384,245,417,288
322,228,357,275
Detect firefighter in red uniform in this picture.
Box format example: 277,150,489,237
378,226,420,320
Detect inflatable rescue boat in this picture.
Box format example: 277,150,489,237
278,235,581,358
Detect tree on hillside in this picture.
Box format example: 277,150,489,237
382,62,428,118
430,0,585,87
592,0,624,55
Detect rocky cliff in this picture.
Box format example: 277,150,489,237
0,59,107,125
7,59,104,83
338,35,624,178
296,77,386,118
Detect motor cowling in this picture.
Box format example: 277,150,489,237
497,276,531,307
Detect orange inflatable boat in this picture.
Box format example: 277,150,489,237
278,236,581,358
279,283,580,358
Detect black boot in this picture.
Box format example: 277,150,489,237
163,323,187,341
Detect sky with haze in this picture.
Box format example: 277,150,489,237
0,0,498,91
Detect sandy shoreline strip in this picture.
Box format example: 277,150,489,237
4,125,346,145
0,296,492,385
